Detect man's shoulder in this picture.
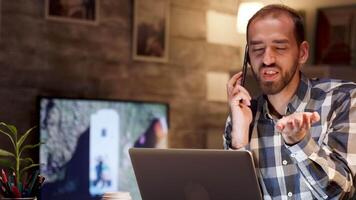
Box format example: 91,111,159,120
309,77,356,95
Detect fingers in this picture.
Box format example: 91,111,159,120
230,71,243,86
231,84,251,98
232,84,251,98
227,72,243,93
282,118,299,133
227,72,251,107
311,112,320,123
276,116,289,131
276,124,284,132
230,86,251,106
292,117,302,132
301,113,311,130
276,112,320,132
231,93,251,107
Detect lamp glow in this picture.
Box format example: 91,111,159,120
236,2,264,34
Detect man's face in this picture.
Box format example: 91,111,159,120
247,14,303,95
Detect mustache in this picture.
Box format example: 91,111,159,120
258,64,281,72
261,63,278,68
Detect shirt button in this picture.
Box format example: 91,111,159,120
288,192,293,197
282,160,288,165
290,153,296,158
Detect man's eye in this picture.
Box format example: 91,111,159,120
276,47,287,50
252,48,264,52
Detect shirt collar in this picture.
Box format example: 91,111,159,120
287,72,311,114
261,72,311,119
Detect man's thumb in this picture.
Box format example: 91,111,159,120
311,112,320,123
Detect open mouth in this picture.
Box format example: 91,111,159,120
260,69,279,81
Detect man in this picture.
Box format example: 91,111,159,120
224,4,356,200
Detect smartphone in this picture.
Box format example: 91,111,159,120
241,44,249,87
240,44,258,114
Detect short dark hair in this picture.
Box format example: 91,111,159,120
246,4,305,45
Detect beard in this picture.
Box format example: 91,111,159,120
251,60,299,95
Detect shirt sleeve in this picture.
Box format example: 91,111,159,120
223,115,233,150
286,88,356,199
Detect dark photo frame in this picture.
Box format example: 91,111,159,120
315,5,356,66
45,0,99,25
132,0,170,63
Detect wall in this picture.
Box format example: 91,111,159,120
2,0,355,153
0,0,241,154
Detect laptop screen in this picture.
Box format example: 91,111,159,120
129,148,262,200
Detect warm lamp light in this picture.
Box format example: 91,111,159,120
236,2,264,34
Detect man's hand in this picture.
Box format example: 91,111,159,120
275,112,320,145
227,72,253,149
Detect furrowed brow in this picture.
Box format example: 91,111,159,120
273,39,289,44
249,40,263,46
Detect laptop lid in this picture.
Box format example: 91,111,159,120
129,148,262,200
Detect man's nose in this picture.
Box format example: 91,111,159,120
262,48,276,66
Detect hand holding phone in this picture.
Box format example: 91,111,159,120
226,71,253,149
226,45,252,149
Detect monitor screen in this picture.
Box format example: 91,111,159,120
39,97,169,200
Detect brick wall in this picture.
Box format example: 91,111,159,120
0,0,240,155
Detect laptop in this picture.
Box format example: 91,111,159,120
129,148,263,200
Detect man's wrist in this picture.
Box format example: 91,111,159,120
284,138,302,146
230,141,247,149
230,129,249,149
282,132,307,146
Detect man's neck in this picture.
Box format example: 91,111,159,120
267,73,301,116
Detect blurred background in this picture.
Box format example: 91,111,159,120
0,0,355,155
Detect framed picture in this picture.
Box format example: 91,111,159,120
0,0,2,39
315,5,356,66
132,0,170,63
45,0,99,25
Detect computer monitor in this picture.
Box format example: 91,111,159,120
39,97,169,200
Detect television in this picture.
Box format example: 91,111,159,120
39,97,169,200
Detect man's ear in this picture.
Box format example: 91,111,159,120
298,41,309,65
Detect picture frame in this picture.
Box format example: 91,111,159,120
0,0,2,40
45,0,99,25
132,0,170,63
315,5,356,66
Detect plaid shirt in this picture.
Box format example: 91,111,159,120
224,73,356,200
